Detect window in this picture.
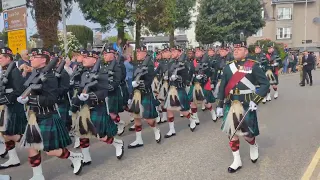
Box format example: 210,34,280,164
261,8,265,19
277,27,292,39
253,29,263,37
277,7,292,20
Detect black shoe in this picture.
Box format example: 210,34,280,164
164,133,176,138
227,166,242,173
300,84,305,86
128,143,143,149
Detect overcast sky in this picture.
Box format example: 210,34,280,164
0,2,117,38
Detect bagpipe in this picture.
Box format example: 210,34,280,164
261,58,278,84
192,54,210,105
164,53,186,111
20,58,59,150
129,56,152,118
0,61,16,131
71,58,101,139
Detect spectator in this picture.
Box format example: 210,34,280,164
287,52,294,73
17,50,32,78
123,39,133,60
113,37,123,56
282,53,289,74
124,56,134,96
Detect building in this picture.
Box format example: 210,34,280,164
247,0,320,51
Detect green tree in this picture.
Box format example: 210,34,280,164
0,31,8,46
66,25,93,48
196,0,265,44
105,32,133,43
27,0,73,48
76,0,132,40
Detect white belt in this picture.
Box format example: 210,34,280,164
229,89,253,95
5,89,13,93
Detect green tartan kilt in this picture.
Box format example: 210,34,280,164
187,85,215,103
120,84,129,109
58,103,71,130
39,113,72,152
4,103,27,136
108,87,123,114
164,87,190,112
221,104,260,137
90,105,117,138
141,92,159,119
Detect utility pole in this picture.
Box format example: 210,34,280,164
304,0,307,50
61,0,68,54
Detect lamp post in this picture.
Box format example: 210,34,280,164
304,0,307,50
61,0,68,54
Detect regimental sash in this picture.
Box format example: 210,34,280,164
224,61,255,97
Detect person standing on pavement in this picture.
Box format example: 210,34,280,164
216,40,270,173
17,50,32,79
301,50,315,86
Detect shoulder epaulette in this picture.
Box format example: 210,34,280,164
248,59,258,63
227,60,235,64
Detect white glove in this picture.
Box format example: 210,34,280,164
164,76,168,80
170,75,178,81
249,101,258,111
128,99,132,105
216,107,223,117
196,75,203,79
132,81,139,88
272,62,279,66
303,62,307,66
17,96,29,104
78,93,89,101
211,84,215,89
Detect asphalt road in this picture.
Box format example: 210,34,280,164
1,71,320,180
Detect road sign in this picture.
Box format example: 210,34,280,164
2,0,26,10
3,6,27,31
4,22,9,30
8,29,27,55
3,12,8,20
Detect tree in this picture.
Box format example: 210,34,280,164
66,25,93,48
27,0,73,48
105,32,133,43
76,0,132,40
0,31,8,46
196,0,265,44
58,31,81,57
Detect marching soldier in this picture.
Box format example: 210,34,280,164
164,47,197,138
212,43,232,98
263,43,281,101
70,49,124,167
216,41,270,173
0,47,27,169
128,45,161,148
17,48,83,179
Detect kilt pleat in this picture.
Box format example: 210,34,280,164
90,105,117,138
177,87,190,112
203,89,215,103
222,104,260,137
58,103,71,129
141,93,159,119
120,84,129,107
5,103,27,136
108,87,122,114
39,113,72,151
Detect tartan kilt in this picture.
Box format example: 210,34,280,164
164,86,190,112
109,87,122,114
39,113,72,151
120,83,129,108
187,85,215,103
4,103,27,136
90,104,117,138
222,104,260,137
58,103,71,130
141,92,159,119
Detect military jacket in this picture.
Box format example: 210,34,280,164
132,60,155,94
56,69,70,102
184,58,196,85
0,65,24,105
155,58,171,79
263,52,281,72
217,58,270,107
212,55,231,84
168,59,189,88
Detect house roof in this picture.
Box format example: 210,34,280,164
294,46,320,52
271,0,316,4
140,35,188,43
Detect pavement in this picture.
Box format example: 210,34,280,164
1,71,320,180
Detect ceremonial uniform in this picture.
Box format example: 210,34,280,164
263,43,281,101
18,48,83,179
128,46,161,148
216,41,270,173
164,49,196,138
0,47,27,169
